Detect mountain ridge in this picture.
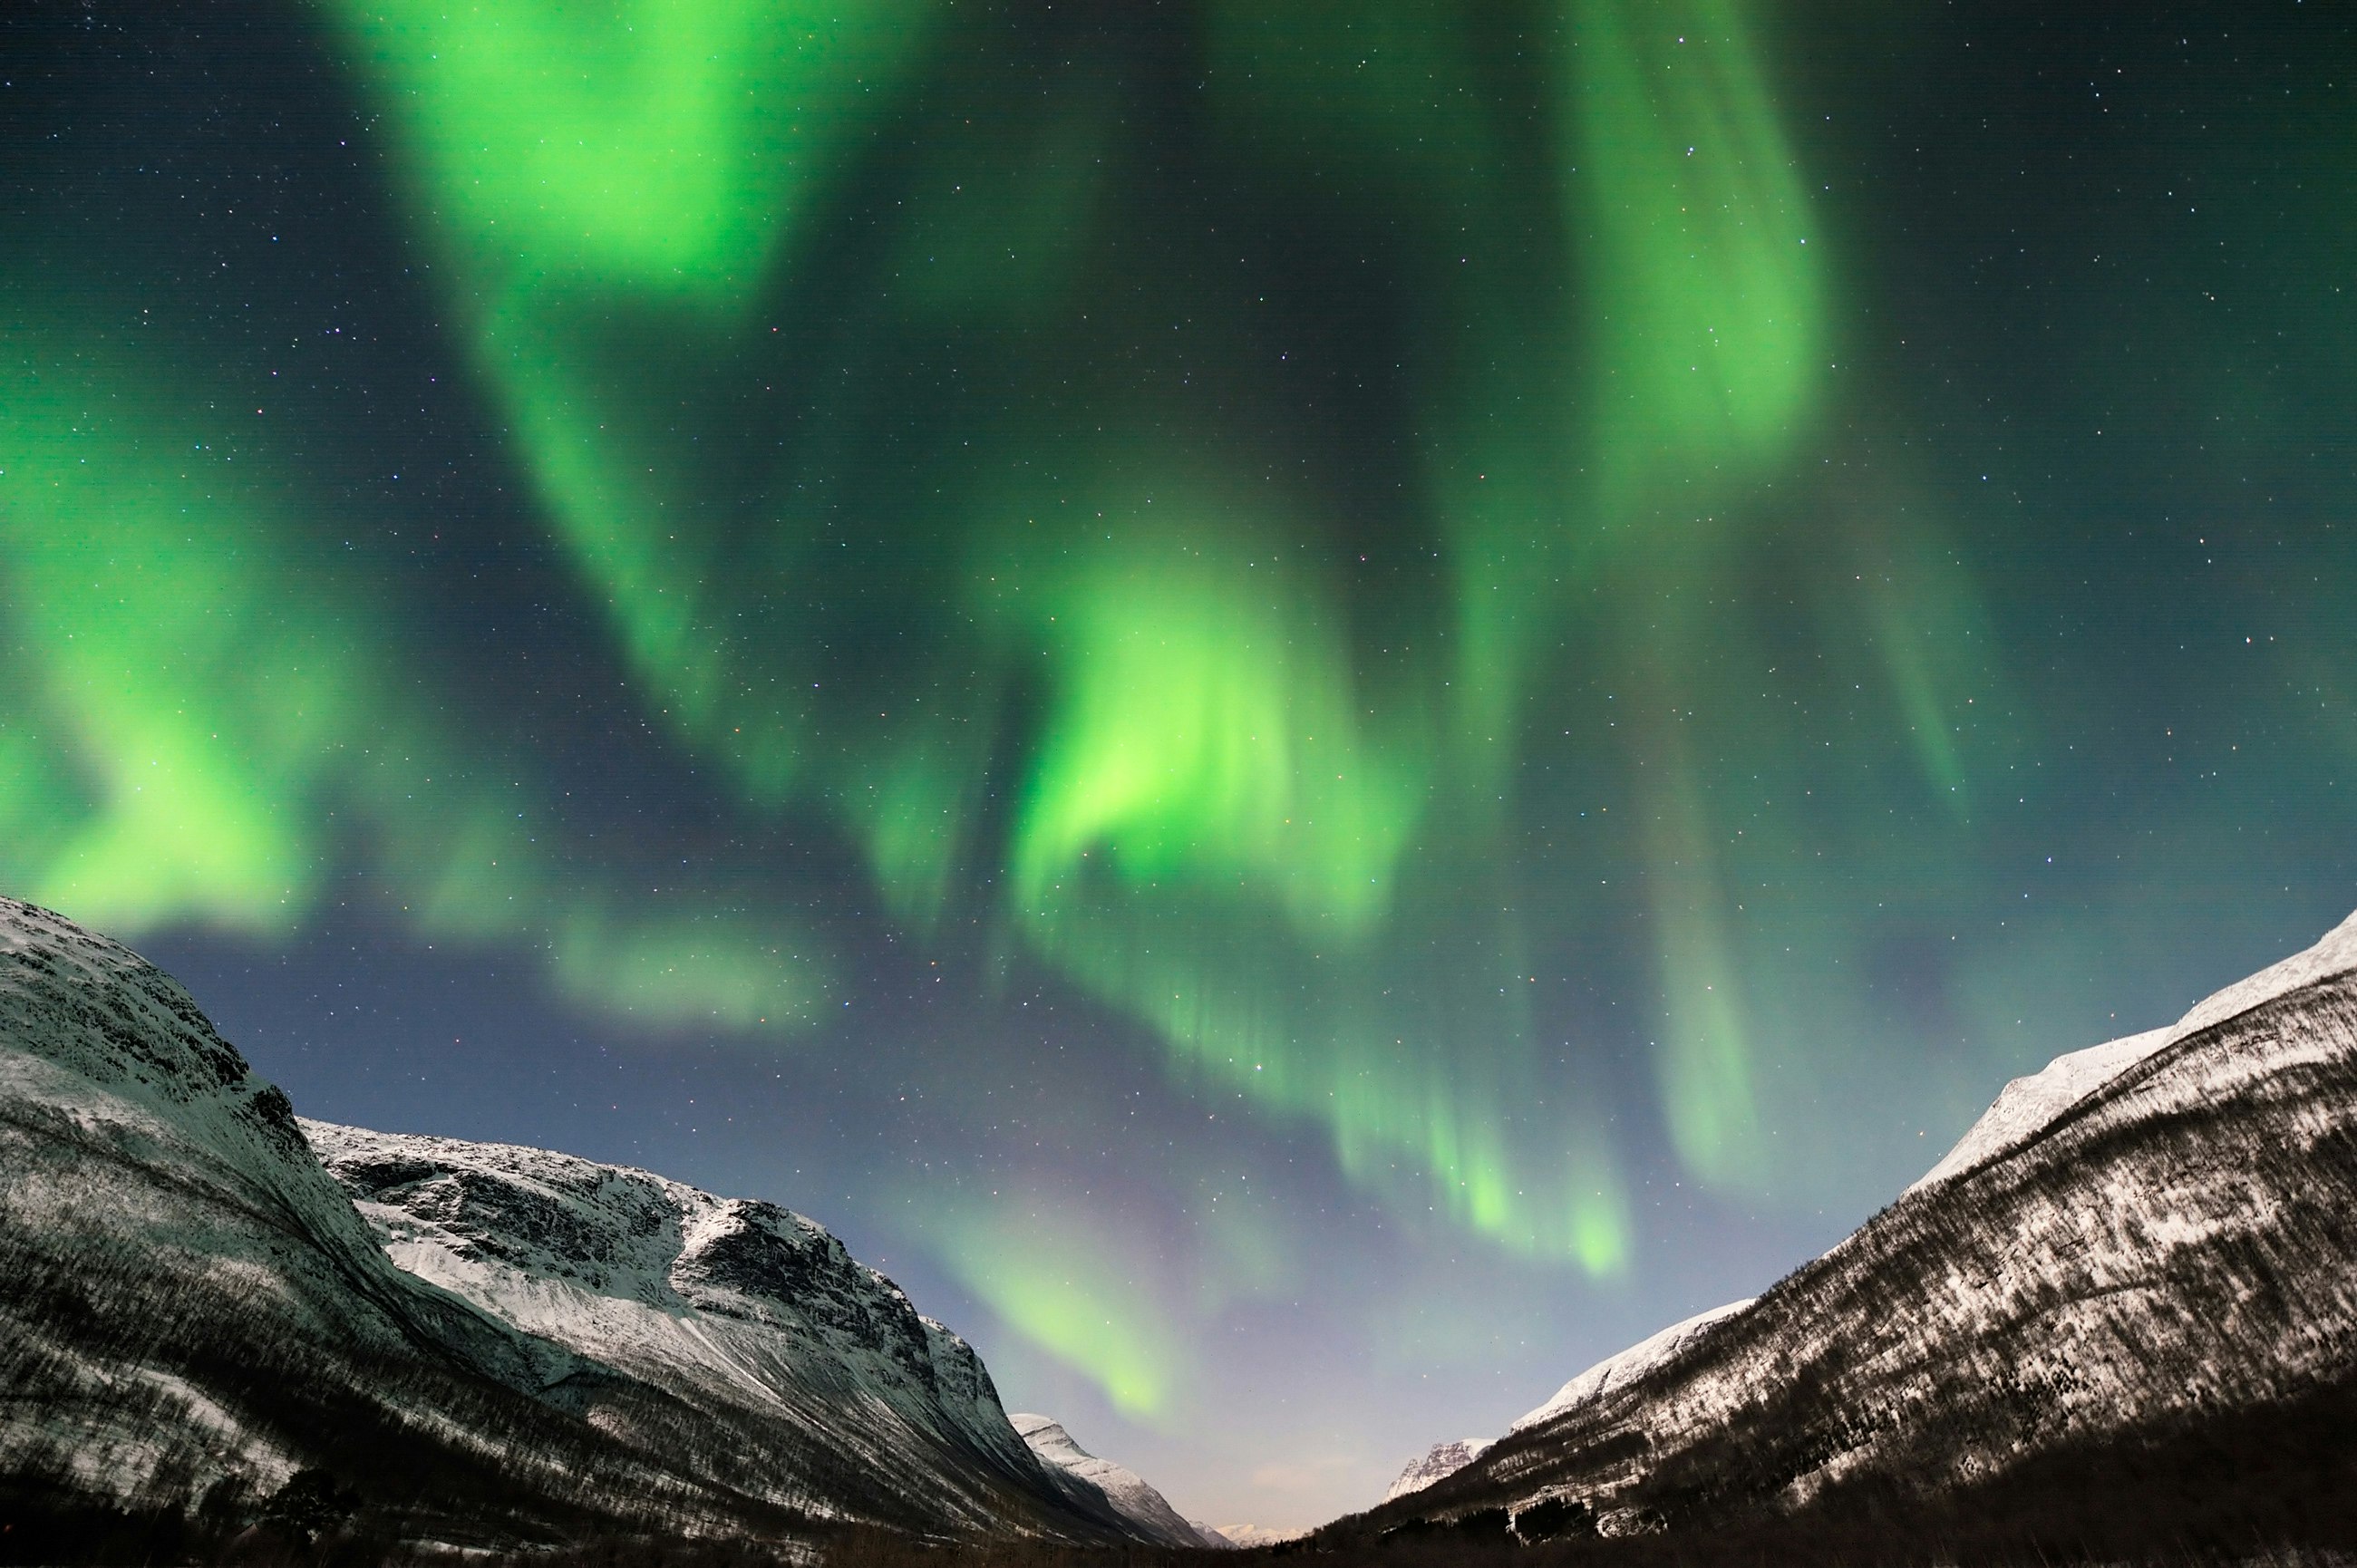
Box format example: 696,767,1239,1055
1352,909,2357,1556
302,1118,1130,1538
1006,1413,1214,1547
0,895,1151,1551
1384,1438,1493,1504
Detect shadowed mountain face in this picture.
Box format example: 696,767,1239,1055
1358,914,2357,1554
0,896,1138,1549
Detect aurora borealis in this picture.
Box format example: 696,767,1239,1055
5,0,2354,1529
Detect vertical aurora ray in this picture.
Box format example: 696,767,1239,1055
1565,0,1822,511
1557,0,1826,1194
1842,511,2013,816
928,1187,1186,1422
1642,739,1760,1184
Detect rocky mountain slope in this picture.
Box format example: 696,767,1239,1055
303,1120,1131,1541
0,896,1140,1550
1359,910,2357,1553
1007,1413,1213,1547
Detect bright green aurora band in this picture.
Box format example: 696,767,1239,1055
6,0,2340,1431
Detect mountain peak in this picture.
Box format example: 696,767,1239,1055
1008,1413,1213,1547
1384,1437,1495,1503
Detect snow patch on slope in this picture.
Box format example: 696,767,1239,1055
1909,1028,2172,1194
1401,905,2357,1536
0,896,1131,1543
1912,907,2357,1195
1510,1300,1754,1435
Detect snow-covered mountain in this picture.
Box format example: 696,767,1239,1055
1360,909,2357,1552
0,896,1140,1549
1375,1301,1746,1513
303,1121,1138,1541
1205,1522,1305,1548
1006,1413,1213,1546
1384,1438,1493,1503
1506,1302,1752,1437
0,897,627,1541
1910,907,2357,1196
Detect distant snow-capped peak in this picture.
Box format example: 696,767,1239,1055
1384,1437,1494,1502
1008,1413,1212,1548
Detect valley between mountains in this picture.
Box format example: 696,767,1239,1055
5,891,2356,1565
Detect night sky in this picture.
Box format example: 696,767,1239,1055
4,0,2353,1533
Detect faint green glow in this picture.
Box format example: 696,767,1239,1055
853,749,980,927
1634,682,1763,1186
932,1196,1180,1421
1191,1191,1295,1313
1872,595,1969,803
373,785,550,947
894,102,1113,320
1570,1182,1632,1277
1849,522,2007,811
1653,890,1759,1185
1201,2,1506,208
554,912,817,1033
